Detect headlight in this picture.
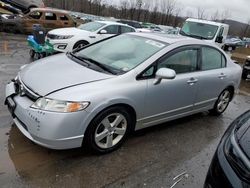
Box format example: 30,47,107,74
31,98,89,113
55,35,73,39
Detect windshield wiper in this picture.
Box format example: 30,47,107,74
179,30,208,40
78,55,117,75
67,52,90,67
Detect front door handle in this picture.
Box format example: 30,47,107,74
187,78,198,85
218,73,227,79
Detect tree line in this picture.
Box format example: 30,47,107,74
44,0,250,37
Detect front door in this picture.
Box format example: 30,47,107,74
143,47,199,127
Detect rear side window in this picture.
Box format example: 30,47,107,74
103,25,119,34
120,26,135,33
201,47,226,70
45,12,57,20
158,49,198,74
60,15,69,21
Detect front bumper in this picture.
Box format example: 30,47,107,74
47,38,73,53
5,82,88,150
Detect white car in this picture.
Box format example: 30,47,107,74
47,21,136,53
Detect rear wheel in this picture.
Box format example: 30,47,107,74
33,52,41,60
210,89,232,116
84,107,132,154
29,49,35,58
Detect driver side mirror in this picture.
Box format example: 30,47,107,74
154,68,176,85
216,35,223,43
99,29,108,34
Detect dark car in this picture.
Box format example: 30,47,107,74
242,56,250,79
204,110,250,188
117,19,142,29
1,0,44,13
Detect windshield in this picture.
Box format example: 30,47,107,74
180,21,219,40
78,22,106,32
74,34,167,73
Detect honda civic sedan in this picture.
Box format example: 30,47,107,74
5,33,242,153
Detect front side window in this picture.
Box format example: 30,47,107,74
201,47,226,70
74,35,167,73
29,11,42,19
158,49,198,74
103,25,119,34
78,22,106,32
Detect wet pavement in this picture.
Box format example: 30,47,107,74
0,33,250,188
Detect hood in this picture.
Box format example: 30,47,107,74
20,54,113,96
238,120,250,160
48,27,91,36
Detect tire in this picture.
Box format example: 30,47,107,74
73,41,89,50
242,69,248,79
210,89,232,116
33,52,41,60
29,49,35,58
84,106,132,154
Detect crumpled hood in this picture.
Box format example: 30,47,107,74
20,54,113,96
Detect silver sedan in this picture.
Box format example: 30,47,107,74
5,33,242,153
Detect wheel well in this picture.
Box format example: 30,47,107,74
73,40,89,49
94,104,137,131
226,86,235,101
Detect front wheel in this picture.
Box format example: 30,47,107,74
84,107,132,154
210,89,232,116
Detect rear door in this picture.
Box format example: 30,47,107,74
58,13,72,28
43,11,58,31
194,46,229,110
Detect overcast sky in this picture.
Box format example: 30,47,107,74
112,0,250,23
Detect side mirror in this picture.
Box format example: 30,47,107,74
216,35,223,43
99,29,107,34
154,68,176,85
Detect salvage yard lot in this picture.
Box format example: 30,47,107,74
0,33,250,188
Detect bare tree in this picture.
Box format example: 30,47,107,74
142,0,151,22
220,9,231,22
136,0,143,21
197,7,206,19
210,10,220,21
128,0,137,20
120,0,129,19
242,19,250,37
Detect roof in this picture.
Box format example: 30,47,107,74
186,18,229,27
30,8,69,14
96,20,135,27
129,32,200,44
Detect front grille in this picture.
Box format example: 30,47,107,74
47,34,58,39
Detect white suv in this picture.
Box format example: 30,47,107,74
47,21,136,53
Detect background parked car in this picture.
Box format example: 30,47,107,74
1,8,76,34
224,37,245,51
1,0,44,13
47,21,136,52
0,0,21,14
204,110,250,188
242,56,250,79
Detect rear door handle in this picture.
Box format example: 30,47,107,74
218,73,227,79
187,78,198,85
